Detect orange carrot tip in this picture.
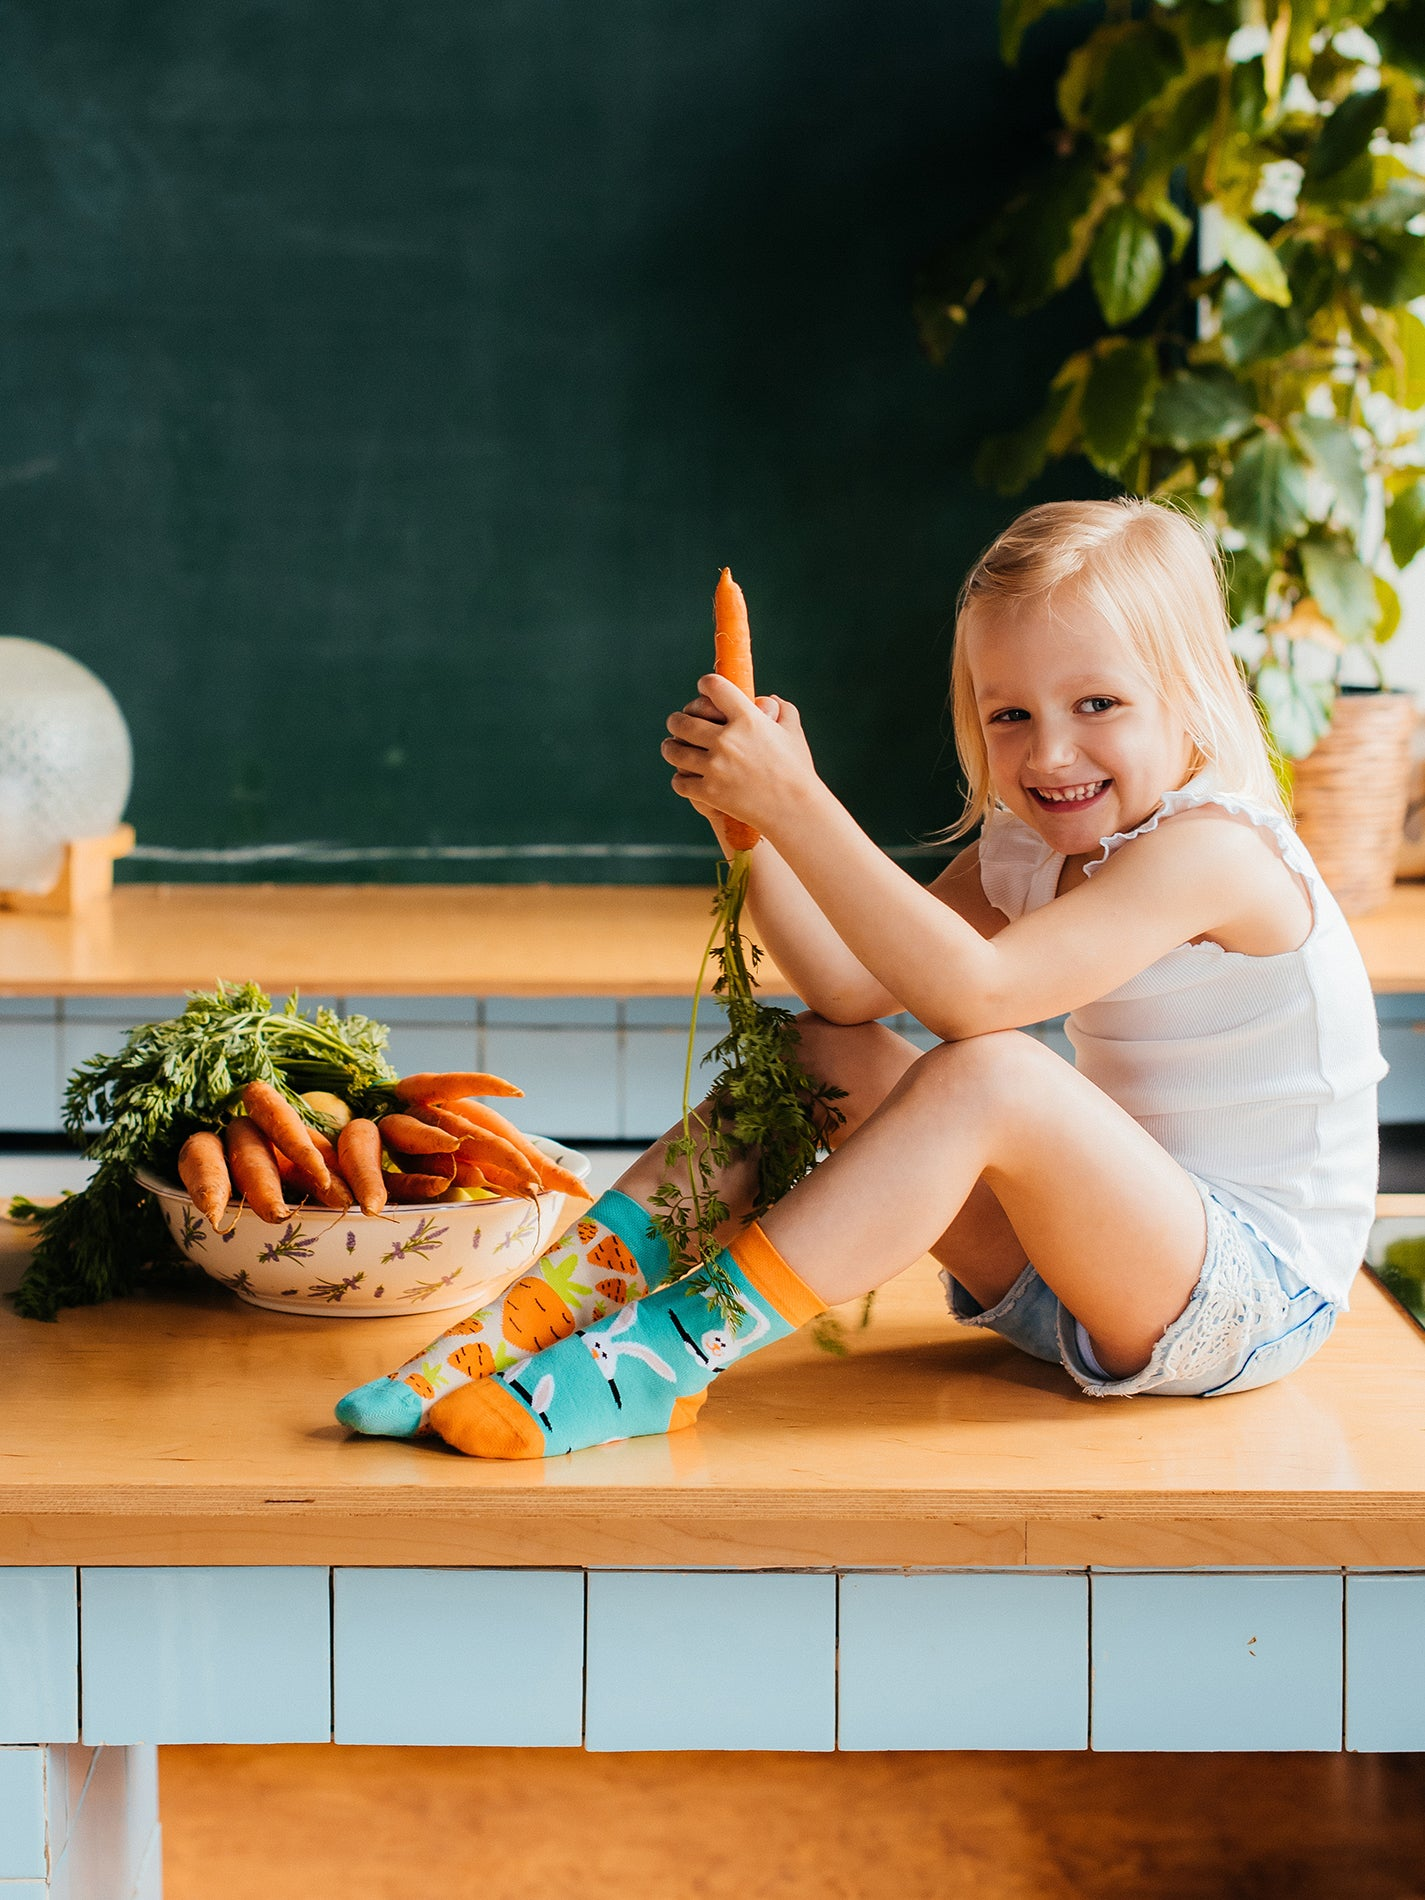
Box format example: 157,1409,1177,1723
393,1071,524,1105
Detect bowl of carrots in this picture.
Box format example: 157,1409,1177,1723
134,1070,591,1317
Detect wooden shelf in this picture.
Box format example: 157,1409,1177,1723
1,879,1422,999
2,1252,1422,1570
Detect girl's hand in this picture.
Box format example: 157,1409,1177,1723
662,674,818,836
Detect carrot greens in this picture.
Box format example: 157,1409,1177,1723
10,982,400,1320
648,849,846,1327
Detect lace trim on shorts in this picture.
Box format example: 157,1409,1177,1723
1064,1185,1298,1398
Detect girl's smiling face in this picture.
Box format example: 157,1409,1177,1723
964,587,1197,859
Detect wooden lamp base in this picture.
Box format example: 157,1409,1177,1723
0,824,136,916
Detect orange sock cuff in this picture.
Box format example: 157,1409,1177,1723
726,1223,826,1327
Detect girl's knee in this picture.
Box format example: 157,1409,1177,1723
910,1028,1051,1110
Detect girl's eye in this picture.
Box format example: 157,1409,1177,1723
987,708,1028,725
1079,696,1117,715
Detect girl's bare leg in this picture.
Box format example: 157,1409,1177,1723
613,1012,1032,1293
759,1030,1207,1379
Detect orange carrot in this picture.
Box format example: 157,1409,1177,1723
222,1119,291,1223
394,1071,523,1105
443,1098,586,1197
337,1119,388,1216
383,1168,455,1201
241,1081,331,1191
713,566,759,854
389,1149,457,1181
178,1131,231,1227
306,1129,353,1210
453,1155,534,1199
377,1112,461,1155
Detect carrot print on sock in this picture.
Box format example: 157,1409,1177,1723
500,1276,576,1352
335,1190,675,1440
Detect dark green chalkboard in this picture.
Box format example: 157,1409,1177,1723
0,0,1103,883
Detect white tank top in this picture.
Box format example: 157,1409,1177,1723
977,781,1385,1307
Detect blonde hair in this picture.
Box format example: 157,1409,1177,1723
945,497,1285,840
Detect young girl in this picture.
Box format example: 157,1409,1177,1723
337,498,1385,1456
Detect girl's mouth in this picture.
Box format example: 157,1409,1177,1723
1028,779,1110,812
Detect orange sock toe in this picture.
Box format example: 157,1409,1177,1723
430,1378,547,1459
668,1389,708,1433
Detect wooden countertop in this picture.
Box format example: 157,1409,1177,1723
1,879,1422,998
0,884,774,998
4,1249,1424,1571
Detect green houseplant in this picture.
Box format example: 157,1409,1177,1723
919,0,1425,766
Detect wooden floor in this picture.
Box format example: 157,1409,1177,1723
161,1743,1425,1900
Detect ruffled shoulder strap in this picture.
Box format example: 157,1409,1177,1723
1081,780,1314,883
977,805,1065,920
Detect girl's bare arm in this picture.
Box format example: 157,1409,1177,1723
670,677,1288,1039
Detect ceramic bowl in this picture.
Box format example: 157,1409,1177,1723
135,1137,590,1317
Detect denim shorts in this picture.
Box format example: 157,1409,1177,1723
942,1178,1339,1399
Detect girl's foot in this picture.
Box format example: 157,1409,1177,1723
333,1190,672,1436
428,1225,825,1458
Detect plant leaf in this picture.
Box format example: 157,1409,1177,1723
1387,478,1425,566
1300,539,1382,641
974,383,1072,495
1306,86,1388,182
1375,574,1403,643
995,150,1103,315
1149,370,1256,451
1254,663,1335,760
1400,308,1425,408
1001,0,1083,65
1353,231,1425,307
1226,547,1271,625
1216,213,1292,307
1088,22,1185,137
1375,0,1425,83
1080,339,1159,474
1089,205,1164,327
1218,273,1309,366
1289,415,1367,532
1223,433,1309,563
1142,72,1221,176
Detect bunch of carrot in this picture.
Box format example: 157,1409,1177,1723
175,1073,584,1228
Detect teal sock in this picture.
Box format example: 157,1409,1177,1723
427,1222,824,1459
334,1189,672,1437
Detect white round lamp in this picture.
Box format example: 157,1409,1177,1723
0,638,133,894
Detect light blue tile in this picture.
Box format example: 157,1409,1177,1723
0,1883,48,1897
345,996,478,1024
1379,1025,1425,1123
1346,1574,1425,1750
56,998,185,1024
0,1751,45,1879
49,1746,158,1900
1376,993,1425,1023
80,1568,331,1744
486,997,619,1026
621,1028,723,1141
1031,1018,1075,1064
379,1024,481,1081
622,997,726,1029
333,1569,583,1745
838,1572,1088,1750
585,1572,835,1751
0,1571,78,1744
0,1001,55,1022
1091,1572,1343,1751
0,1026,61,1133
483,1028,620,1139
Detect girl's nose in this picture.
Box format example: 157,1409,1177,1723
1027,726,1077,772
